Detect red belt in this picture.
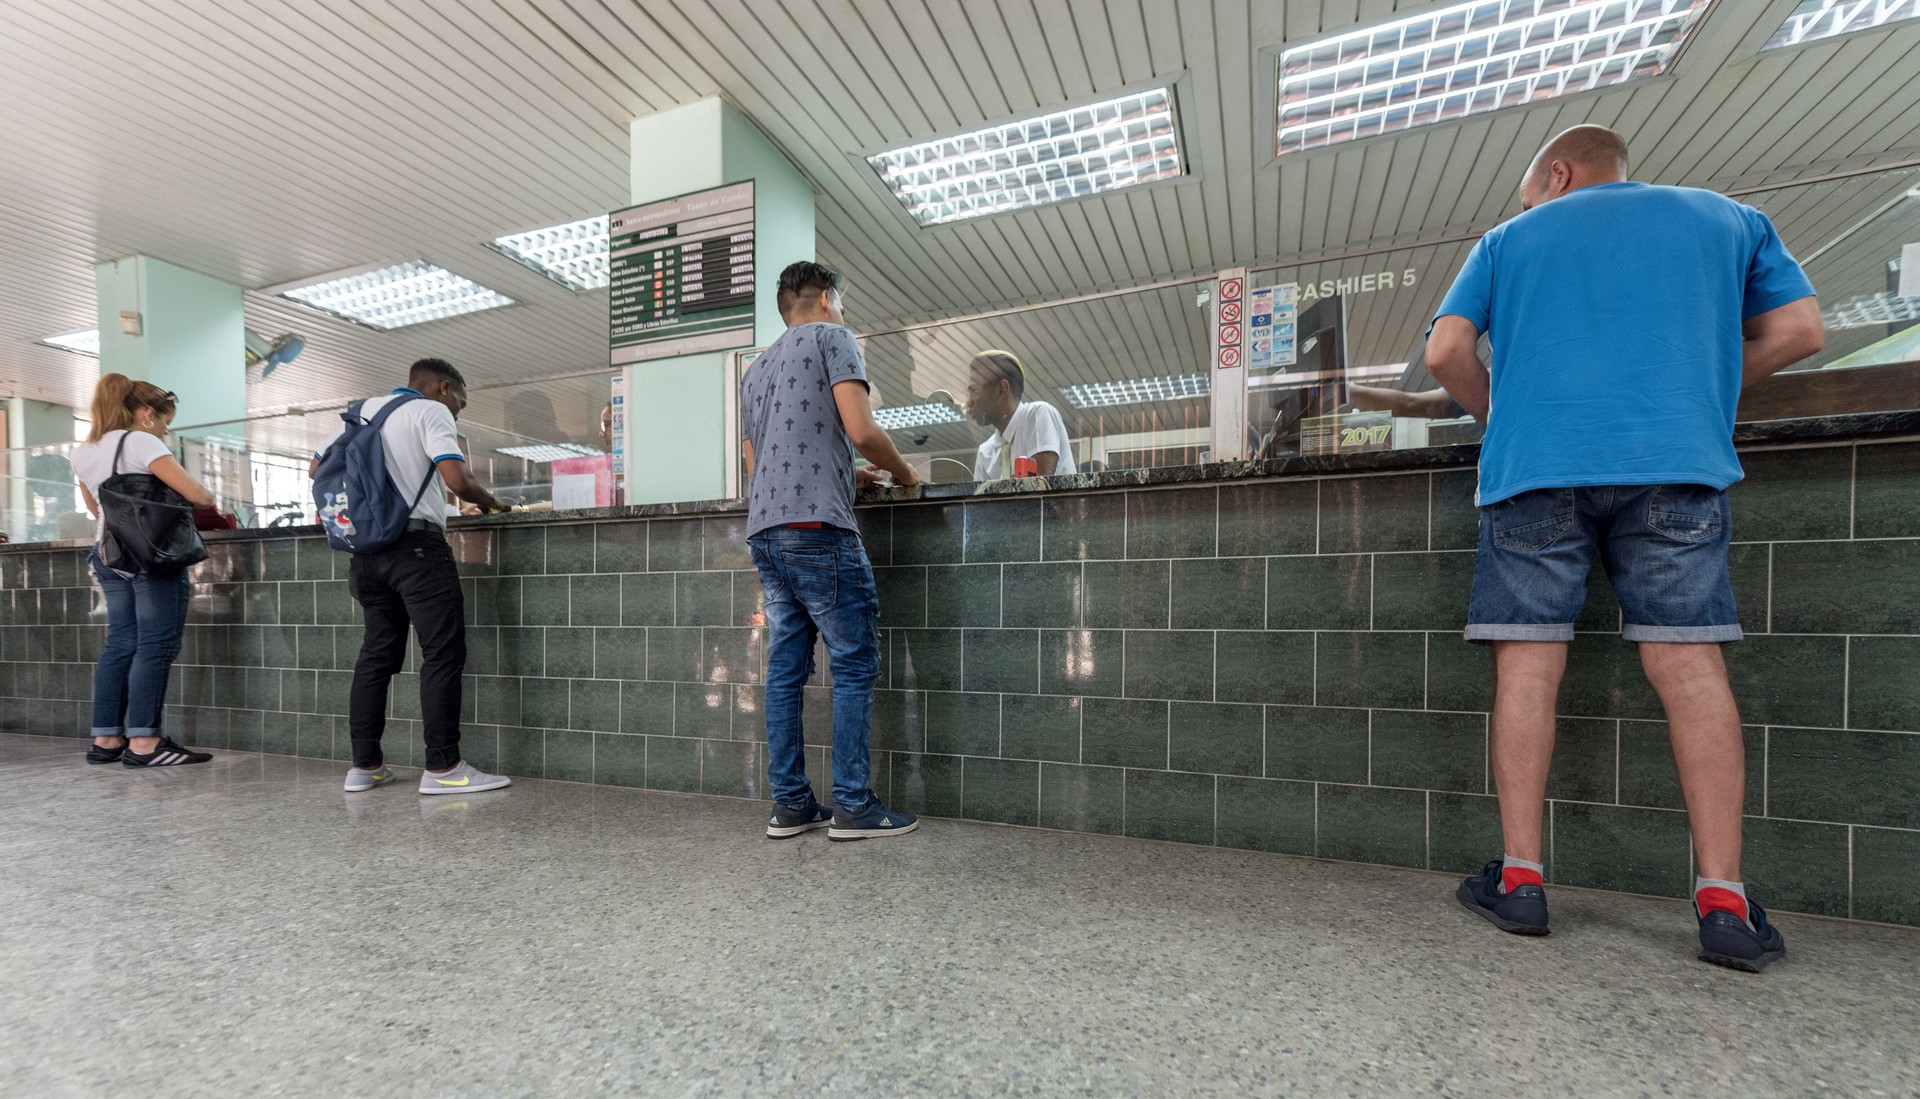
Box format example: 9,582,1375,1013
784,521,825,529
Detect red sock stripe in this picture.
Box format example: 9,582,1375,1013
1501,865,1544,892
1696,886,1748,921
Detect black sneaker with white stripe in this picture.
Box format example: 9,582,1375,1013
121,737,212,768
86,742,126,765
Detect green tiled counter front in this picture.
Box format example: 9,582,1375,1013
4,437,1918,926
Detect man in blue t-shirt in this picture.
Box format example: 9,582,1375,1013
1427,126,1825,971
741,261,923,841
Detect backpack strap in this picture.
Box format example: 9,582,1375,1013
364,392,445,522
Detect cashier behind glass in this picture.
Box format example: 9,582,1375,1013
965,350,1077,480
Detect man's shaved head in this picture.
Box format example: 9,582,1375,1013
1520,125,1630,210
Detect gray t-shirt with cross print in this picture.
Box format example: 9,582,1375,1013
741,321,868,538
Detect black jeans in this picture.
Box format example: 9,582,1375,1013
347,530,465,770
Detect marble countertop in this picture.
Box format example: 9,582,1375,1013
8,409,1917,550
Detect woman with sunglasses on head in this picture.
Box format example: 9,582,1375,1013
71,374,218,767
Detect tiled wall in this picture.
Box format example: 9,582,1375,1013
4,438,1917,925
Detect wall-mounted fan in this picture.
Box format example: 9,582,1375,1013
245,329,305,383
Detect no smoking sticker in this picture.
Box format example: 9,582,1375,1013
1219,301,1242,324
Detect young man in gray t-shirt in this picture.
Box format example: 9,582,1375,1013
742,262,921,840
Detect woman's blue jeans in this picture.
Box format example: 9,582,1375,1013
89,552,191,738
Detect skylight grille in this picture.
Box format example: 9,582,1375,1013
868,88,1184,226
1276,0,1712,156
1061,373,1210,409
873,402,967,431
1823,290,1920,329
38,328,100,356
276,261,514,330
1764,0,1920,50
486,216,609,291
496,443,604,463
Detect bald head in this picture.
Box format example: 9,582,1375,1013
1520,125,1630,210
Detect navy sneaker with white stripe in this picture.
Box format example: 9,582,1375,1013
121,737,212,768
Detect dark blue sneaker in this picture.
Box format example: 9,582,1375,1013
766,801,833,839
1457,859,1550,936
828,799,919,841
1698,897,1786,972
86,741,126,765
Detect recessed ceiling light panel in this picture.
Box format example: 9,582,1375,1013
873,402,967,431
496,443,604,463
1764,0,1920,50
1823,290,1920,330
868,87,1185,226
1276,0,1713,157
486,215,610,291
1061,373,1210,409
275,261,515,330
38,328,100,356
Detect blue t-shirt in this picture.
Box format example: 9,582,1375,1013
741,322,867,537
1431,182,1814,505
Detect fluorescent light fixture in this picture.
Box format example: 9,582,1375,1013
873,402,967,431
868,87,1184,226
1061,373,1210,409
1276,0,1712,157
275,261,514,330
496,443,604,463
1764,0,1920,49
1823,290,1920,329
38,328,100,356
485,215,609,291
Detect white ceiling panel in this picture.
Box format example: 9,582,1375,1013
0,0,1915,441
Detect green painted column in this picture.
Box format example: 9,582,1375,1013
94,256,246,436
621,98,815,505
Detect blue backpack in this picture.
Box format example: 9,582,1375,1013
312,394,439,553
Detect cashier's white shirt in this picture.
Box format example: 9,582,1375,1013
972,401,1077,480
316,389,464,527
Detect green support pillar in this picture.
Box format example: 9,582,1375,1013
94,255,249,510
620,98,815,505
95,256,246,434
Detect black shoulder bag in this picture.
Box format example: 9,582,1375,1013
97,432,208,575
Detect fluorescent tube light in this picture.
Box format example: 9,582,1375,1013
1823,290,1920,329
38,328,100,356
873,403,967,431
868,87,1184,226
1276,0,1712,156
496,443,604,463
1061,373,1210,409
275,261,515,330
485,215,609,291
1764,0,1920,49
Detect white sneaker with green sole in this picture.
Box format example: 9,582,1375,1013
418,761,511,795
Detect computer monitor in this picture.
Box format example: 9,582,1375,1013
1255,293,1349,458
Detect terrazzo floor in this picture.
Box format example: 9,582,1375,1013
3,732,1916,1097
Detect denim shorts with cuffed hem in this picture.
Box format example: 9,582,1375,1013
1465,484,1743,645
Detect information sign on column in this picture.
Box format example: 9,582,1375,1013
609,181,756,364
1214,275,1244,371
1247,282,1298,369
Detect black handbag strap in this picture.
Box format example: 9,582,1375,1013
110,429,130,477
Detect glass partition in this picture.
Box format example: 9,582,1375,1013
0,371,618,540
856,280,1213,483
3,169,1913,544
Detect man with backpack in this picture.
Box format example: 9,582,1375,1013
310,357,512,795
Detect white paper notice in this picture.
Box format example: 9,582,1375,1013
552,473,597,511
1901,243,1920,300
